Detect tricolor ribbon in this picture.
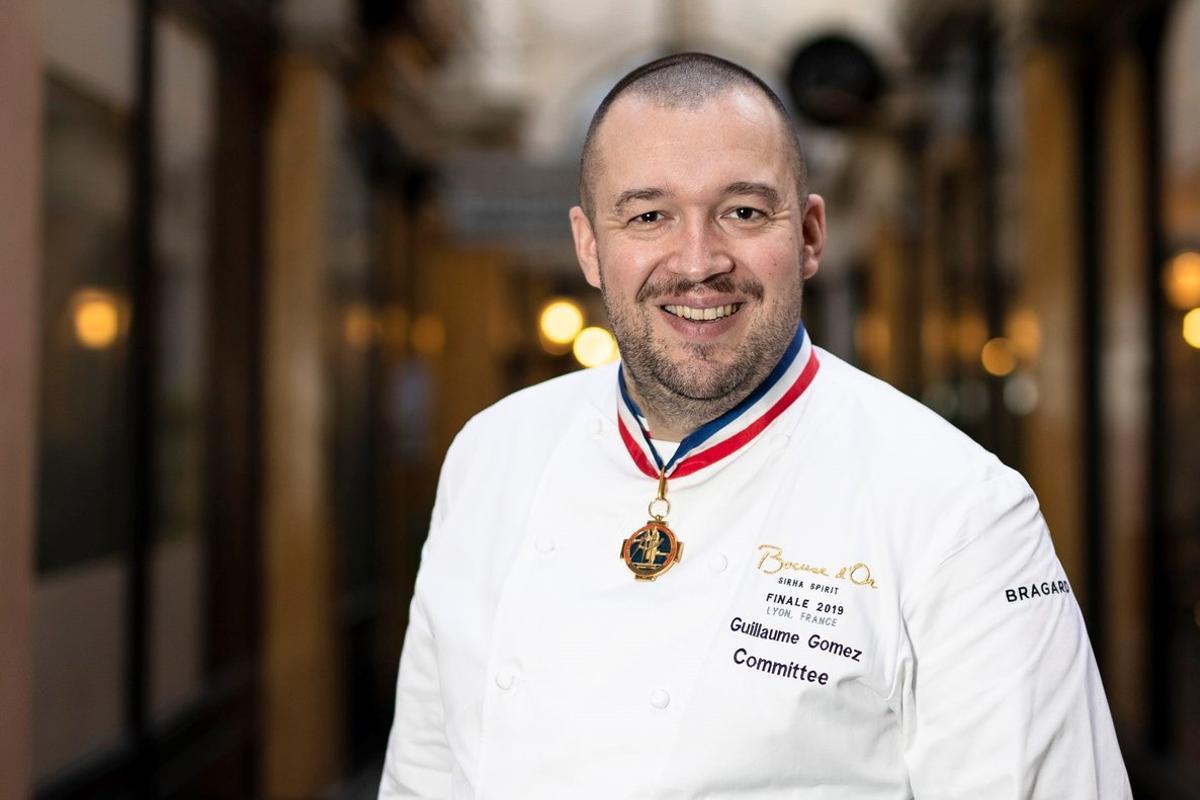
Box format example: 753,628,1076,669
616,323,819,480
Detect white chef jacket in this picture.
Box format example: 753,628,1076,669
379,346,1131,799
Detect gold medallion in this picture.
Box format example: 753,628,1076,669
620,469,684,580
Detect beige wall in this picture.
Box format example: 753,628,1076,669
0,0,41,795
263,54,343,797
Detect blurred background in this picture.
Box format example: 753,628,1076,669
0,0,1197,797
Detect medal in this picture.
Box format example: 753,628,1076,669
614,324,821,582
621,469,684,580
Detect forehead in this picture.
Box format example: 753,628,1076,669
591,88,794,204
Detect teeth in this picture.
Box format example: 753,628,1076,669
664,303,739,321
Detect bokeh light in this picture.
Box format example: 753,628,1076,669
981,337,1017,376
572,326,618,367
1183,307,1200,350
1163,251,1200,309
70,288,122,350
1003,372,1039,415
539,298,584,347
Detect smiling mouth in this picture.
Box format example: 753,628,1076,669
662,303,743,321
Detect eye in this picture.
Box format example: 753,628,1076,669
633,211,664,224
729,206,765,221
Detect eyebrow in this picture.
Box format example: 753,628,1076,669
611,187,666,215
724,181,781,207
609,181,783,215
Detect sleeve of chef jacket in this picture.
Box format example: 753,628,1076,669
900,470,1131,799
379,431,467,798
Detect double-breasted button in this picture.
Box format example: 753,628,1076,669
534,536,555,554
770,434,790,450
495,670,517,691
587,418,603,436
709,553,728,574
649,688,671,709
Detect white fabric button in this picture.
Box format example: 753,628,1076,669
709,553,728,573
495,670,516,690
771,434,790,449
588,418,603,436
649,688,670,709
534,536,555,554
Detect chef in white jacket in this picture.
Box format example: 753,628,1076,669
379,52,1131,799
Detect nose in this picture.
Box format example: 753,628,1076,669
669,216,734,283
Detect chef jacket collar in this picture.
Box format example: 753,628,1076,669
615,322,819,481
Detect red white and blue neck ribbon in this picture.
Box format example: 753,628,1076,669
616,323,819,480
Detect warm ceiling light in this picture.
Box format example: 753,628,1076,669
71,289,122,350
572,326,619,367
1183,307,1200,350
1164,251,1200,309
981,337,1017,377
539,299,585,347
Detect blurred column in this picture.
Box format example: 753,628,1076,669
1017,43,1085,597
1099,47,1151,733
0,0,40,795
263,53,343,796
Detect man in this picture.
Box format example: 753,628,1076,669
380,53,1130,798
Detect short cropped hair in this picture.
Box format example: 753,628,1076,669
578,52,807,217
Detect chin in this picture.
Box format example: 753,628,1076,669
659,360,745,401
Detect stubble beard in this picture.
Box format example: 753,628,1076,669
601,270,805,436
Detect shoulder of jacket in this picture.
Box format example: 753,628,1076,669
812,348,1009,491
453,363,614,453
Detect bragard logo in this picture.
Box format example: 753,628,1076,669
755,544,880,589
1004,579,1071,603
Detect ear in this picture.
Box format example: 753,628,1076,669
570,206,601,289
800,193,826,280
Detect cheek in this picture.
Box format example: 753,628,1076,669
737,240,803,291
603,242,663,292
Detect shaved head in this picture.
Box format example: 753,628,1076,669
579,52,807,218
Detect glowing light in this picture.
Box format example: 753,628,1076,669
71,289,122,350
539,299,585,347
411,314,446,357
572,326,619,367
1164,251,1200,309
343,303,378,349
981,337,1017,377
1183,307,1200,350
1005,308,1042,361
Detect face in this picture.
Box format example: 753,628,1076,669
570,88,825,418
